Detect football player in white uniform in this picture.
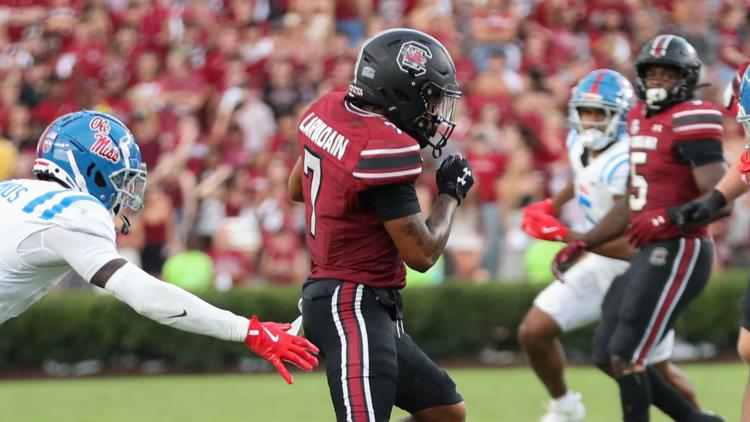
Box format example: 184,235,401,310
0,110,318,384
517,70,698,421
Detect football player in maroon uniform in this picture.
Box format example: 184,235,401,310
552,35,727,422
674,61,750,421
288,28,473,422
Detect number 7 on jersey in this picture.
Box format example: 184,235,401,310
303,147,322,237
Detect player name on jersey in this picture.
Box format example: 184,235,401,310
299,112,350,160
630,135,658,150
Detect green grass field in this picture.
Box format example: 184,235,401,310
0,362,745,421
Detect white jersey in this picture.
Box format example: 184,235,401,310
0,179,118,324
566,130,629,230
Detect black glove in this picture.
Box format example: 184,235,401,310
436,153,474,205
671,189,728,231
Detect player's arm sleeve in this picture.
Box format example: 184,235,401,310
42,227,249,343
104,263,249,342
353,138,423,187
671,106,725,166
359,182,421,221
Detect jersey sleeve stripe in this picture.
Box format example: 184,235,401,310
21,190,69,214
672,123,723,133
360,145,420,156
671,109,723,118
356,154,422,170
673,114,723,126
39,195,102,220
353,167,422,179
599,152,629,178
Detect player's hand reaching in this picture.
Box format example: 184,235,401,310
625,208,681,248
551,240,587,282
244,315,319,384
436,153,474,205
521,211,569,242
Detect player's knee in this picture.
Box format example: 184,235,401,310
518,310,555,349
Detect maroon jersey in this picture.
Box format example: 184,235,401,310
297,92,423,289
627,99,724,240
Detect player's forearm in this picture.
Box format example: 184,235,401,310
408,194,458,271
717,164,749,204
105,262,249,342
579,196,630,249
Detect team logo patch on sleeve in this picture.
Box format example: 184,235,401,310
397,41,432,76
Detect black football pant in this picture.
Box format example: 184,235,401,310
593,237,713,366
301,279,463,422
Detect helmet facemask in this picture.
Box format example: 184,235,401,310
569,102,623,151
636,63,699,111
110,163,147,235
412,81,462,158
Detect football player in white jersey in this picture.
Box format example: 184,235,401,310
517,70,699,422
0,110,318,384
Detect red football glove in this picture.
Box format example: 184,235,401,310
521,211,569,241
739,147,750,185
625,208,681,248
523,199,558,217
551,240,587,282
244,315,319,384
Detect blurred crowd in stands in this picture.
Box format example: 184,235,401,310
2,0,750,289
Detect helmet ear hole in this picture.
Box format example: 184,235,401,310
94,171,106,188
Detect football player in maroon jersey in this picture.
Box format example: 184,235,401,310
674,61,750,421
288,29,474,422
552,35,727,422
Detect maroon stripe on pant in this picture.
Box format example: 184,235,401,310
338,283,368,421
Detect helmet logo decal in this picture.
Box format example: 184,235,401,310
91,133,121,163
397,41,432,76
649,34,675,57
89,116,111,135
89,116,120,163
40,129,57,155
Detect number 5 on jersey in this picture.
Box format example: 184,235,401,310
304,147,322,237
629,151,648,211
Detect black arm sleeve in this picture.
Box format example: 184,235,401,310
358,182,421,221
673,138,724,166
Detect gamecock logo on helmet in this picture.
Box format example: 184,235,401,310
397,41,432,76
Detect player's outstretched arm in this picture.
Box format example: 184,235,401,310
42,226,318,384
91,260,318,384
383,154,474,272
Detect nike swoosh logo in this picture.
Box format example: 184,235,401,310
263,326,280,342
166,309,187,318
541,227,558,234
